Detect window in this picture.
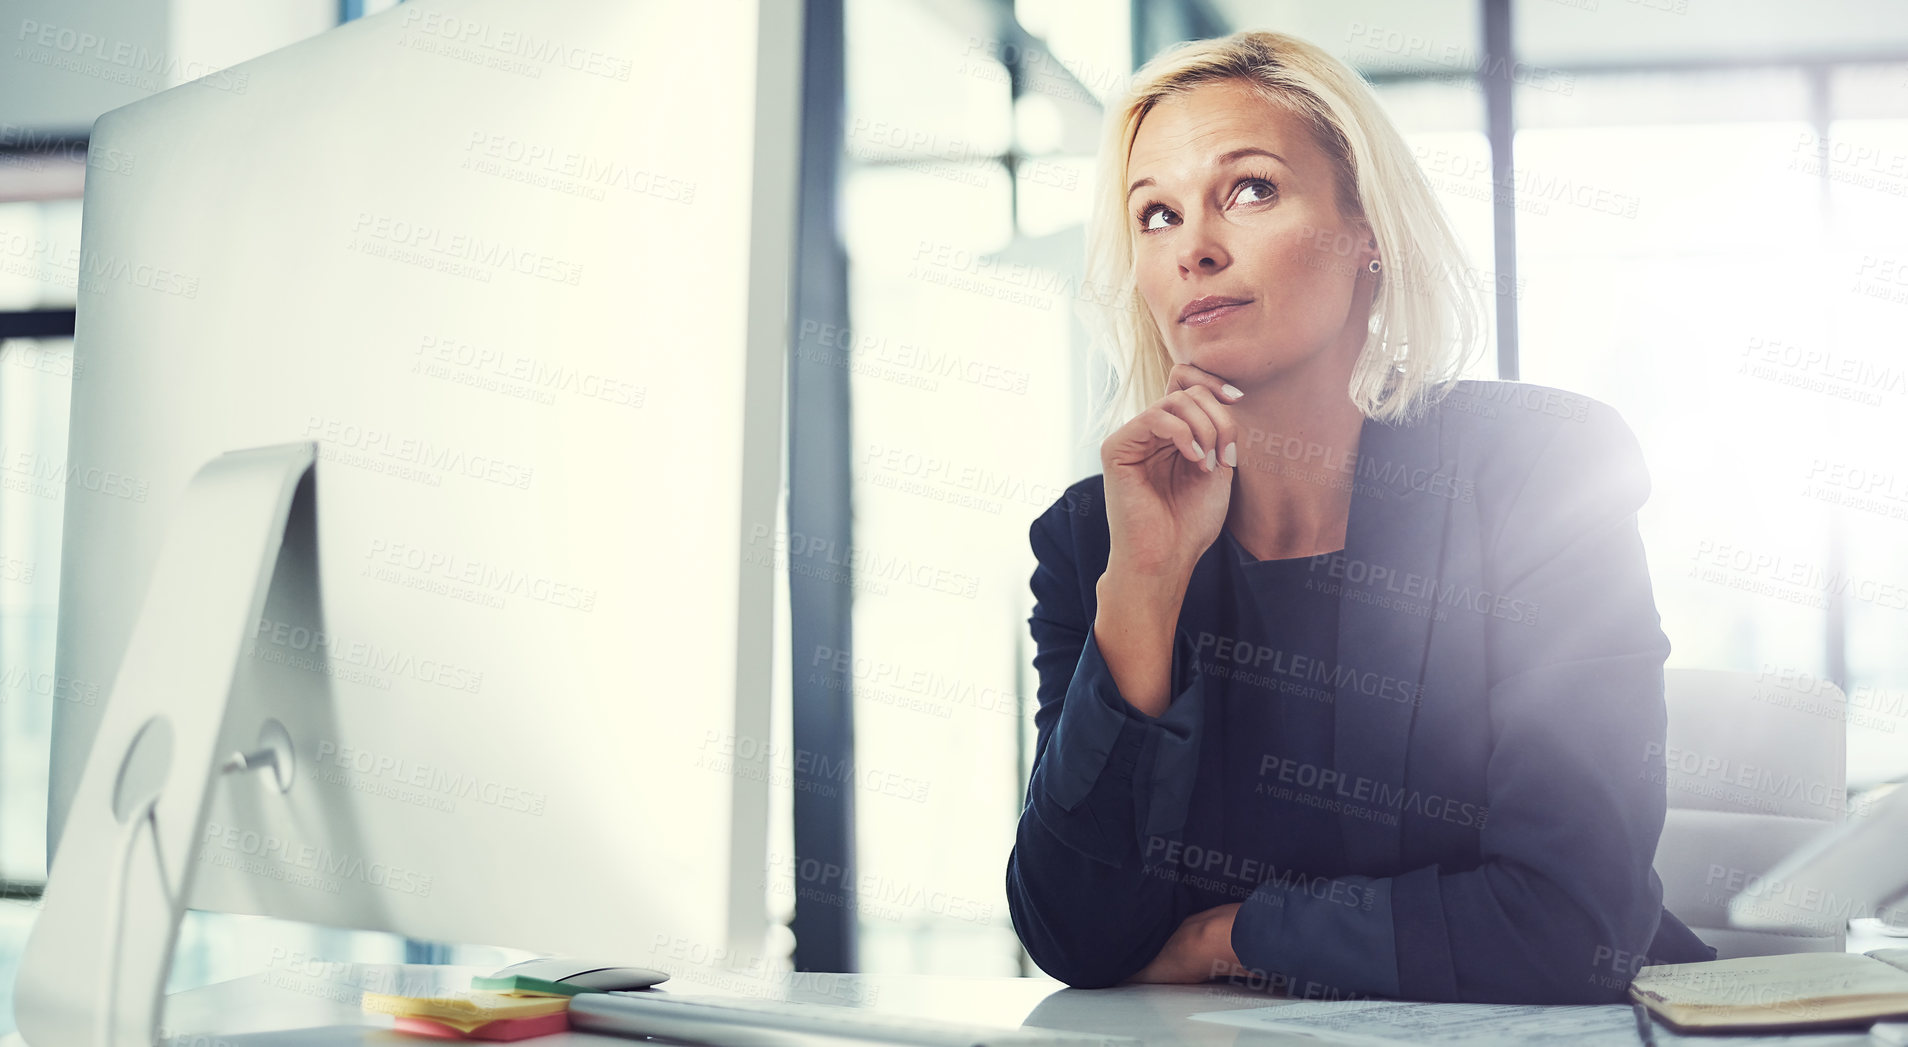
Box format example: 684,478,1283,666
843,0,1072,974
1515,66,1908,789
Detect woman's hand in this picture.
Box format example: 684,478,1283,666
1100,364,1244,582
1091,364,1244,718
1124,902,1249,984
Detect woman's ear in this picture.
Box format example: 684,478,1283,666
1353,220,1378,267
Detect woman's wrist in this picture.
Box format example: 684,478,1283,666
1094,567,1189,649
1100,554,1194,604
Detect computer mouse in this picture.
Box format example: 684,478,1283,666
484,956,671,991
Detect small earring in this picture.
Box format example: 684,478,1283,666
1367,258,1381,273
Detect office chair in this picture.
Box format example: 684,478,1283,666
1651,667,1849,958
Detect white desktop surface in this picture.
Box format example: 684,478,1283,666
4,958,1898,1045
0,961,1354,1045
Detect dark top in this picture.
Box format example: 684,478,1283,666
1005,380,1717,1003
1176,535,1348,912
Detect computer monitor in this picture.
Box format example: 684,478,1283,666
1728,783,1908,938
15,0,799,1040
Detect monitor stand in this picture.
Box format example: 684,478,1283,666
15,442,317,1047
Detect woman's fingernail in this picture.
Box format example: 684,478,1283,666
1221,383,1244,400
1223,442,1237,468
1190,441,1204,460
1205,447,1216,472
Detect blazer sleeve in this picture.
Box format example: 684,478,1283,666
1228,401,1681,1004
1004,491,1214,988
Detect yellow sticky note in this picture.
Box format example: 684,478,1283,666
361,989,569,1023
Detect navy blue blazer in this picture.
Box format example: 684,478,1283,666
1006,379,1716,1002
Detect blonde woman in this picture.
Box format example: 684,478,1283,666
1005,30,1714,1002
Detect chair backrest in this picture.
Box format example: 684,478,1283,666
1653,668,1848,958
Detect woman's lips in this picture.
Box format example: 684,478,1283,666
1181,300,1251,326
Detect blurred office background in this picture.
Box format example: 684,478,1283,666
3,0,1908,1029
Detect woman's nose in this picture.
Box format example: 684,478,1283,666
1176,215,1231,273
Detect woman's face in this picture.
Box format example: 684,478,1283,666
1126,79,1375,388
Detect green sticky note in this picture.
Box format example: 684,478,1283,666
469,974,600,997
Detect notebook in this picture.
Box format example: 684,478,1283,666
1630,948,1908,1033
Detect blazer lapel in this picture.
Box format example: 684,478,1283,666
1332,407,1455,873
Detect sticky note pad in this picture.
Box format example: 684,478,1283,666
362,989,569,1024
468,974,592,997
393,1011,570,1041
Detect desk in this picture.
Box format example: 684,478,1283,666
0,962,1302,1045
0,962,1884,1045
0,961,1384,1046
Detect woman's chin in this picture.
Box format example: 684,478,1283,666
1181,345,1260,385
1182,338,1328,388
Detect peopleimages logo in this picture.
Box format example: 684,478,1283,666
1142,837,1379,910
76,247,199,299
0,665,99,706
251,615,484,695
312,740,546,815
1193,631,1423,707
752,525,980,599
1256,756,1489,829
349,212,583,287
362,538,599,614
0,444,149,503
200,822,433,896
397,9,633,81
303,415,535,491
1642,741,1848,812
413,334,646,410
14,18,250,93
1305,552,1540,626
762,851,995,924
462,131,695,205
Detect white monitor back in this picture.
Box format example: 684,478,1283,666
48,0,794,966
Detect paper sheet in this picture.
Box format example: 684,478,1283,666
1188,999,1874,1046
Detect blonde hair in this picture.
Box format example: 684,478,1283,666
1078,30,1485,435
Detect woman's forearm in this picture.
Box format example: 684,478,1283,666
1092,560,1193,719
1007,773,1185,987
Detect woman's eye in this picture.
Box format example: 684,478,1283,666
1237,178,1276,204
1136,178,1277,233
